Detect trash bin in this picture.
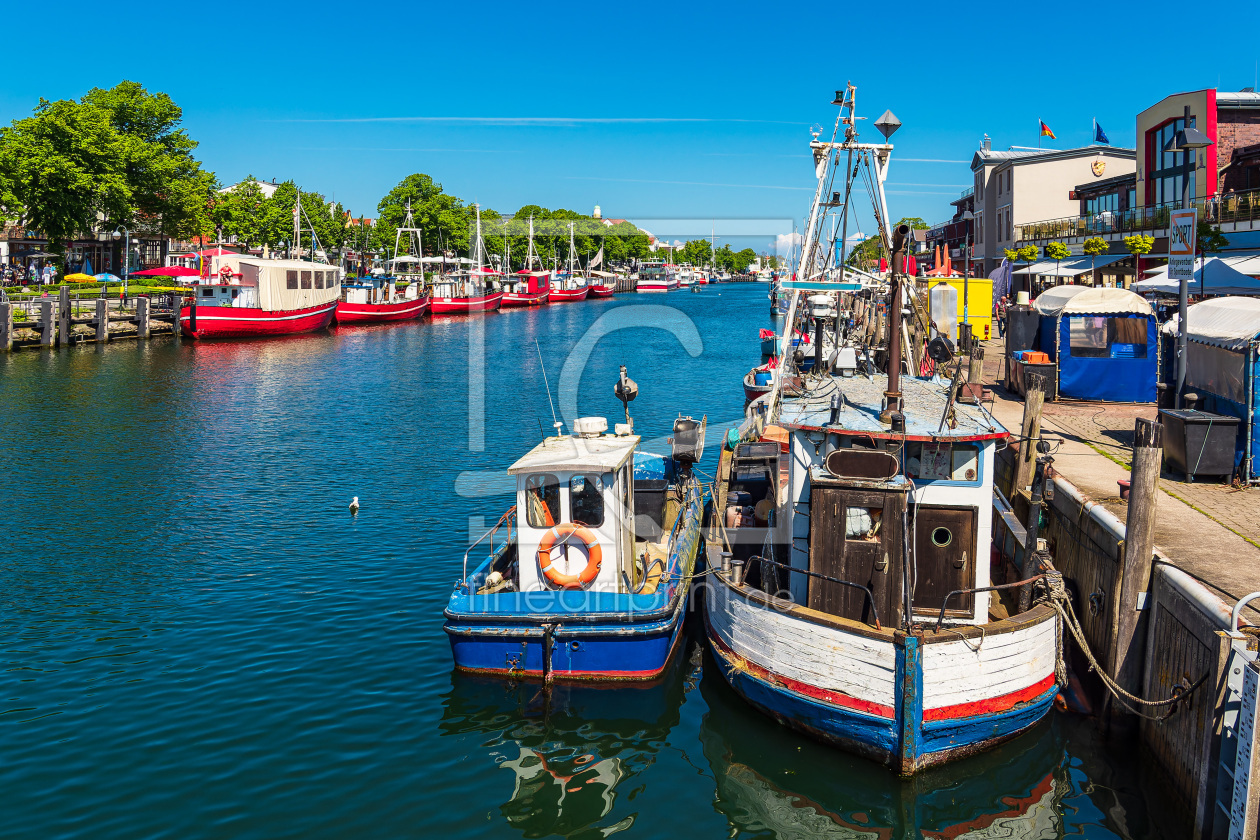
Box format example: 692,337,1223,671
1158,409,1241,481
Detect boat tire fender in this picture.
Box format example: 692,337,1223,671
538,523,602,590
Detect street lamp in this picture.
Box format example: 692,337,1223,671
1163,104,1214,408
111,227,132,299
961,210,975,335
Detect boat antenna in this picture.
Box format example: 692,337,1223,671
535,339,561,435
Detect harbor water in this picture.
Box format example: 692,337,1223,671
1,284,1166,838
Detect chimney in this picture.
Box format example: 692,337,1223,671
982,135,991,152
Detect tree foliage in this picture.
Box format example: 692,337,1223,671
0,81,215,255
1122,234,1153,257
1045,241,1071,261
1082,237,1109,257
1197,220,1228,256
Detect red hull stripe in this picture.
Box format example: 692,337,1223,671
709,627,895,719
336,300,430,322
923,673,1058,722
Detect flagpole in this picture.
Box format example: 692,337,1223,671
1038,118,1041,149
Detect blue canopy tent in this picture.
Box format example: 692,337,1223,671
1034,286,1158,402
1181,297,1260,481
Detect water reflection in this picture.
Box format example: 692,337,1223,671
699,650,1076,839
440,640,698,838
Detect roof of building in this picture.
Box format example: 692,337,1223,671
1074,172,1138,193
1215,91,1260,108
971,145,1135,172
508,433,639,475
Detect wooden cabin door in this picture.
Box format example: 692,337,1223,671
910,505,977,617
806,484,904,626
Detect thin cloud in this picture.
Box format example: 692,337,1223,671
898,158,970,163
293,147,510,153
887,183,973,187
562,176,811,192
886,190,961,196
275,116,800,126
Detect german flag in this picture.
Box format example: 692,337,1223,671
1039,120,1056,140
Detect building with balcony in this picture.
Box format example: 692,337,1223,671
1014,89,1260,285
970,138,1136,277
924,189,976,273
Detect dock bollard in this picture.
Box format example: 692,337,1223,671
730,558,745,586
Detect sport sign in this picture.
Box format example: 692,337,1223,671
1168,208,1197,283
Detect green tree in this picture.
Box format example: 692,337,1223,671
1082,236,1109,285
0,80,214,261
1197,221,1229,296
374,173,470,259
213,175,268,248
733,248,758,273
1045,241,1071,285
896,216,929,230
679,238,712,267
1122,234,1153,288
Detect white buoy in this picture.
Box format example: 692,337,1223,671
349,496,360,514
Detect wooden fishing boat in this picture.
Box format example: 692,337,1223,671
445,371,706,682
703,86,1058,775
179,257,339,339
335,275,430,323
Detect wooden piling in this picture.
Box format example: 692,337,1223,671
1012,374,1046,495
95,299,109,342
137,297,150,340
1112,417,1163,701
0,303,11,352
39,300,53,347
57,287,70,347
968,347,984,384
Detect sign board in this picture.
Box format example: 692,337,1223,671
1168,208,1198,283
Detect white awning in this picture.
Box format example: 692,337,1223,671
1132,258,1260,296
1184,296,1260,350
1012,260,1058,275
1034,285,1153,317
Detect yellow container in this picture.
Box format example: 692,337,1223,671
943,277,993,342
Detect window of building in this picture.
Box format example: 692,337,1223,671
1085,193,1119,215
1150,117,1198,206
300,270,312,289
1126,188,1136,210
977,212,983,244
569,473,606,527
286,270,298,289
525,474,561,528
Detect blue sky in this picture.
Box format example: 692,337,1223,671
5,0,1258,253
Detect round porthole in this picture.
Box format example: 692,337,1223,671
931,527,953,548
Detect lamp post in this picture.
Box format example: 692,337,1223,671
961,209,975,335
1163,104,1213,408
111,227,131,299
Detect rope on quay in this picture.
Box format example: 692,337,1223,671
1037,560,1208,722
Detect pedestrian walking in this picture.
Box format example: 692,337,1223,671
996,296,1008,338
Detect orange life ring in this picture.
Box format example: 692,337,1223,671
537,523,602,590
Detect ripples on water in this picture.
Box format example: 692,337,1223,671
0,286,1163,838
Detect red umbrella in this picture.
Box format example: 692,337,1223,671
131,266,200,277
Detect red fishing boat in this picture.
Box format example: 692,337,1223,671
501,270,551,307
430,269,503,315
336,275,431,323
587,270,618,298
180,257,339,339
549,282,590,302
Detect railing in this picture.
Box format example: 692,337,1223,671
1016,187,1260,243
461,506,516,583
748,555,882,629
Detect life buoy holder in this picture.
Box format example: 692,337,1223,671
537,523,602,590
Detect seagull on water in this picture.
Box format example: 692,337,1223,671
349,496,360,514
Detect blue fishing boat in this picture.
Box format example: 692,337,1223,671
445,369,705,682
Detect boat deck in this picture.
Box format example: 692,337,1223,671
777,372,1006,440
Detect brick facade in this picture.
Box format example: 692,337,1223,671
1217,110,1260,192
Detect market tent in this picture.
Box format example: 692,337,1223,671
1034,286,1157,402
1132,258,1260,296
63,272,96,283
1180,296,1260,479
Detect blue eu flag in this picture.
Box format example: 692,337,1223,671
1094,121,1109,144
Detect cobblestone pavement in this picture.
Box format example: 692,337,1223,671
976,338,1260,610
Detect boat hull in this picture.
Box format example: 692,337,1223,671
550,287,590,302
431,292,504,314
334,295,430,323
702,567,1058,774
500,291,550,307
637,280,678,293
179,300,337,339
588,285,615,299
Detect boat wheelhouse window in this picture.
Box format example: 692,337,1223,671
569,473,606,527
201,288,214,297
300,271,312,289
313,271,324,289
905,442,980,482
524,474,561,528
287,270,299,289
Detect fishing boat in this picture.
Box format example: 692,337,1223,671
587,270,618,298
500,217,552,307
703,86,1059,775
501,270,551,307
336,274,430,323
180,256,339,338
431,205,505,315
549,223,591,302
637,260,678,292
445,369,705,682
